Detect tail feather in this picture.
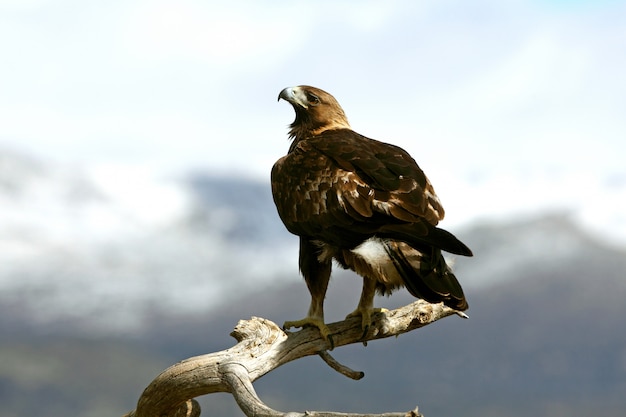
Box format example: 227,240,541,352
383,240,468,311
378,223,473,257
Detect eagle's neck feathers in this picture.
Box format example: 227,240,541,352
288,109,351,148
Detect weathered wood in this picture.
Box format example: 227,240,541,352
125,300,464,417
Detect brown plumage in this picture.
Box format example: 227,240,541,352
272,85,472,346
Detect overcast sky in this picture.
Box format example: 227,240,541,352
1,0,625,243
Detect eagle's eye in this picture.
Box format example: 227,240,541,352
307,93,320,106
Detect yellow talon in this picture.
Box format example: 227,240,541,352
283,317,334,349
346,307,388,338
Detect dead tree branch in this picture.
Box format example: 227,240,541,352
124,300,464,417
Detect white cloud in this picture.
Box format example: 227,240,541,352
0,0,625,241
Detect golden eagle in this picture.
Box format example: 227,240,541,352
272,85,472,346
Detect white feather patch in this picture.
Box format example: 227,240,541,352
351,237,389,264
350,237,404,287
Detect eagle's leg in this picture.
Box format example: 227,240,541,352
345,276,385,339
283,239,334,348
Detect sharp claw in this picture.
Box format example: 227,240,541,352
360,324,370,340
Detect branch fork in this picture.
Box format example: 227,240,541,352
125,300,463,417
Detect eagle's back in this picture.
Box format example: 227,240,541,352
271,129,467,254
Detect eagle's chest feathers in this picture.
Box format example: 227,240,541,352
315,237,406,294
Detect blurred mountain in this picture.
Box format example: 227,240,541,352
1,148,625,417
0,149,296,334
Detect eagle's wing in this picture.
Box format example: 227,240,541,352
308,129,444,225
271,129,471,255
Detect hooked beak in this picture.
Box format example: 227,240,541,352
278,86,307,108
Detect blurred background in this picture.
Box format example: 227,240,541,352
1,1,625,416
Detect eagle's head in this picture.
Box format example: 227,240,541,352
278,85,350,140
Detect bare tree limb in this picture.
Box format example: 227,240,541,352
318,351,364,380
124,300,463,417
